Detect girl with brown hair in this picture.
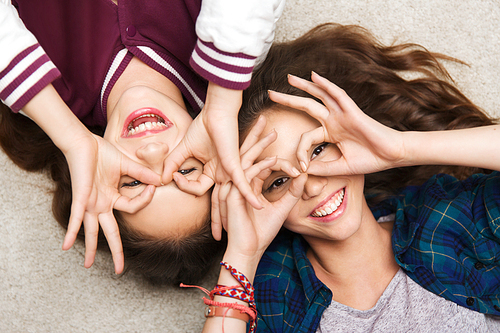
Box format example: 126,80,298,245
0,0,285,284
200,23,500,332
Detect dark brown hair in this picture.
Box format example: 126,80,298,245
239,23,496,202
0,103,224,285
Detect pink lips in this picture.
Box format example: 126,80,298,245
309,188,347,223
121,108,172,138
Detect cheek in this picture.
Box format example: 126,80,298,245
283,204,303,232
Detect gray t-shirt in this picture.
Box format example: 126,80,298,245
317,269,500,333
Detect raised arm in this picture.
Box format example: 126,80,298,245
162,0,286,209
269,72,500,176
1,2,161,273
202,124,305,333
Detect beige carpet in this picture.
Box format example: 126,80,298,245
1,1,499,332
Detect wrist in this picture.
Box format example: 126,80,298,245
400,131,431,167
204,82,242,115
219,251,263,285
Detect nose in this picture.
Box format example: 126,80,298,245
302,175,327,200
135,142,169,173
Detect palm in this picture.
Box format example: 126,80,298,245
63,135,160,274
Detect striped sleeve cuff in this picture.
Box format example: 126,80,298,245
0,44,61,112
190,39,256,90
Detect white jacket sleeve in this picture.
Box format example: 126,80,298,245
190,0,286,90
0,0,60,112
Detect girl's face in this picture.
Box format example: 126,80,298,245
104,85,210,238
258,107,366,242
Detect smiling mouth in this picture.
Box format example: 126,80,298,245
311,188,345,217
122,108,173,137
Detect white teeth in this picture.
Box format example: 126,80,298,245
311,189,345,217
127,121,168,136
127,114,168,136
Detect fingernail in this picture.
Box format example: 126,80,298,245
292,167,300,177
300,161,308,172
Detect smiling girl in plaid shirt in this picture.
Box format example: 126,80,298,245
202,24,500,333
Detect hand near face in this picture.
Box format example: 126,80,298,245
62,134,161,274
224,157,307,261
269,72,406,177
162,82,261,209
210,115,277,241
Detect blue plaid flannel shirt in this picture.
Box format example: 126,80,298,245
253,172,500,333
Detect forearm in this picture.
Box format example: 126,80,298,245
403,125,500,171
22,84,92,153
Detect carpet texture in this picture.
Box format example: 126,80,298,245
1,1,499,332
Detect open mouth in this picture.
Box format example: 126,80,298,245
310,188,345,217
122,108,172,137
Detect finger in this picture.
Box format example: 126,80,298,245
64,179,92,250
240,114,267,154
268,89,329,122
162,144,191,185
63,205,85,251
173,172,214,196
244,156,278,183
251,157,300,187
310,72,371,121
240,130,277,170
307,158,351,176
121,156,162,186
310,71,353,110
209,113,263,209
211,185,222,241
228,165,262,209
287,74,343,113
296,127,325,172
114,185,156,213
82,212,99,269
218,182,232,232
98,212,125,274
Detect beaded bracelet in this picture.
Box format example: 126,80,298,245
219,261,257,332
180,262,257,333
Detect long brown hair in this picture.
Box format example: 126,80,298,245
239,23,496,203
0,103,224,286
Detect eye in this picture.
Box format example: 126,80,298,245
265,176,290,192
178,167,196,176
121,179,143,188
311,143,329,160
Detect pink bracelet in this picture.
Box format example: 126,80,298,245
180,262,258,333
